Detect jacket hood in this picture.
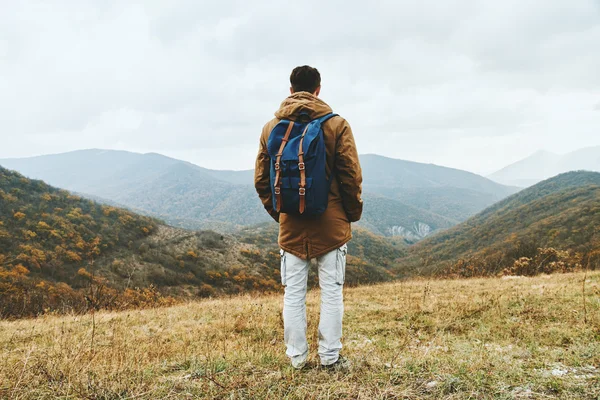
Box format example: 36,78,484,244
274,92,332,121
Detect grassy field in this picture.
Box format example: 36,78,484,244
1,271,599,399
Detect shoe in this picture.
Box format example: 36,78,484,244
291,355,307,370
321,355,350,371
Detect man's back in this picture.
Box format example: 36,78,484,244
254,91,363,259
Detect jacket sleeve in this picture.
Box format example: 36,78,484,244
335,120,363,222
254,124,280,223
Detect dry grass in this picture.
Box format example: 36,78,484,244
1,271,599,399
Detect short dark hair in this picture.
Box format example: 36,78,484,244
290,65,321,93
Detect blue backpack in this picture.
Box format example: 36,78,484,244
267,113,338,216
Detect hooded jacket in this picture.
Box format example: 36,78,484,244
254,92,363,259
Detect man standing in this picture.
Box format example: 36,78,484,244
254,66,363,369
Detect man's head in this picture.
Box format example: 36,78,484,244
290,65,321,96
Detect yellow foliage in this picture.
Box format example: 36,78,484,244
13,212,26,220
119,215,135,225
37,221,51,230
66,251,82,262
66,208,83,220
13,264,30,275
102,206,117,217
186,250,198,259
77,267,91,278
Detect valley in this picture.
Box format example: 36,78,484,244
0,150,517,240
1,152,600,320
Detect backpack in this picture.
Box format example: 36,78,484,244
267,113,338,216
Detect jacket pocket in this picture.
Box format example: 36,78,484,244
280,249,287,286
335,244,347,285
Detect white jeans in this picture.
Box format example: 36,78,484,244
280,244,347,366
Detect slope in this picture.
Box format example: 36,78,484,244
361,154,517,196
0,166,405,317
357,193,457,240
401,171,600,276
0,150,271,231
360,154,520,223
2,271,598,399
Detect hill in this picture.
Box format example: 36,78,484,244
0,166,404,318
0,150,269,232
0,149,518,240
357,193,457,240
361,154,516,195
2,271,598,398
360,154,519,223
236,222,406,280
489,146,600,187
400,171,600,277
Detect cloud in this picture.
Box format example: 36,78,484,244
1,0,600,174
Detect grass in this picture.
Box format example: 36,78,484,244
1,271,599,399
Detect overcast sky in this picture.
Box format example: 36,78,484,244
1,0,599,175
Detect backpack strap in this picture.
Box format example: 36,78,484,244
317,113,338,124
297,113,337,214
297,124,311,214
274,121,295,212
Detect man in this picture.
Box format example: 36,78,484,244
254,65,363,369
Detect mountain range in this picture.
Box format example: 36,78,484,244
2,163,598,318
488,146,600,187
0,150,517,241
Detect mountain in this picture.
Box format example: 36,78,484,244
361,154,516,194
399,171,600,277
489,146,600,187
360,154,518,221
357,193,457,240
0,166,404,318
0,149,518,240
0,150,269,232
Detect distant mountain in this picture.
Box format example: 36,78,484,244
489,146,600,187
361,154,516,194
0,149,518,240
400,171,600,277
360,154,518,221
0,150,268,232
0,167,404,318
357,193,457,241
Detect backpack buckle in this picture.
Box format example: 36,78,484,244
274,163,280,171
299,188,306,196
274,187,281,195
298,162,305,171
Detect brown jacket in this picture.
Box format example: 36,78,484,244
254,92,363,259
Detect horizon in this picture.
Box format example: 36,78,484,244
2,146,600,178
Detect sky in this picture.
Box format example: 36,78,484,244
1,0,599,176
